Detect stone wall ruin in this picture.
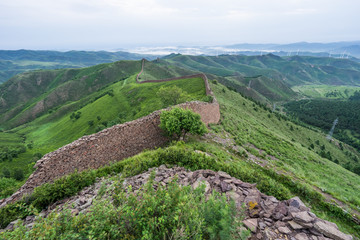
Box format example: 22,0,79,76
0,70,220,207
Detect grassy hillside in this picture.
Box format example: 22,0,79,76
210,82,360,235
1,81,359,237
285,98,360,161
0,61,144,128
0,63,207,197
163,54,360,104
162,55,296,103
19,76,206,151
292,84,360,99
1,57,360,236
214,83,360,199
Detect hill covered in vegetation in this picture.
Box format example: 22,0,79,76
0,60,207,197
0,50,158,84
1,79,360,238
0,56,360,238
162,54,360,103
285,97,360,168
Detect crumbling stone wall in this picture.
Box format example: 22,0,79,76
0,100,220,207
0,60,220,208
136,59,214,96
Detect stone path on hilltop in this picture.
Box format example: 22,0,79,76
2,165,354,240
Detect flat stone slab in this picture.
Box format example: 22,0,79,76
293,211,315,224
295,232,309,240
314,221,353,240
243,218,258,233
288,220,305,230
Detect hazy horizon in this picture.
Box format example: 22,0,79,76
1,0,360,50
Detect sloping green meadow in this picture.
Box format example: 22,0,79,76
0,74,206,193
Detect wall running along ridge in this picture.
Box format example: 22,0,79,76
0,60,220,208
136,59,213,96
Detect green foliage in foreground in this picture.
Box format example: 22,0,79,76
2,171,249,240
1,144,359,237
0,178,18,197
160,107,208,140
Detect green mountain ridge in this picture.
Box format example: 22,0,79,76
0,50,159,84
164,53,360,87
0,61,142,128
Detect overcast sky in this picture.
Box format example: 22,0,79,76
1,0,359,50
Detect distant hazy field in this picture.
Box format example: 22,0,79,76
292,84,360,99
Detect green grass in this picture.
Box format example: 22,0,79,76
164,55,297,102
0,132,24,147
212,84,360,210
1,57,360,237
4,79,358,235
0,61,141,128
21,74,206,149
0,74,206,193
292,84,360,99
1,142,359,237
164,54,360,103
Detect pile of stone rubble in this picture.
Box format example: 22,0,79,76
1,166,354,240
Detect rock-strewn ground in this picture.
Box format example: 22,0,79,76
1,166,354,240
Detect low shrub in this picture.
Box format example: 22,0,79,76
0,145,358,236
1,173,249,239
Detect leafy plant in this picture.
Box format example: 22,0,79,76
160,107,208,140
13,168,24,181
1,171,249,239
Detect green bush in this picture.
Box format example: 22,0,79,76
202,95,214,103
2,168,11,178
87,120,94,126
13,168,24,181
0,177,18,198
70,111,81,120
1,173,249,239
160,107,207,140
31,170,97,210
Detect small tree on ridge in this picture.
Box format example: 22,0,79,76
160,107,207,140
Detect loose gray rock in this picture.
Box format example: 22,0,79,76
1,166,355,240
243,218,258,233
314,221,353,240
293,211,315,224
295,232,310,240
278,226,292,234
289,220,305,230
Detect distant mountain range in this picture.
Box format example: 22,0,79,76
127,41,360,59
1,42,360,84
0,50,159,83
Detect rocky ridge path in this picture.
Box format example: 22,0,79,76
2,166,354,240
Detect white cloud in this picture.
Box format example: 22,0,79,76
0,0,359,49
284,8,317,15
